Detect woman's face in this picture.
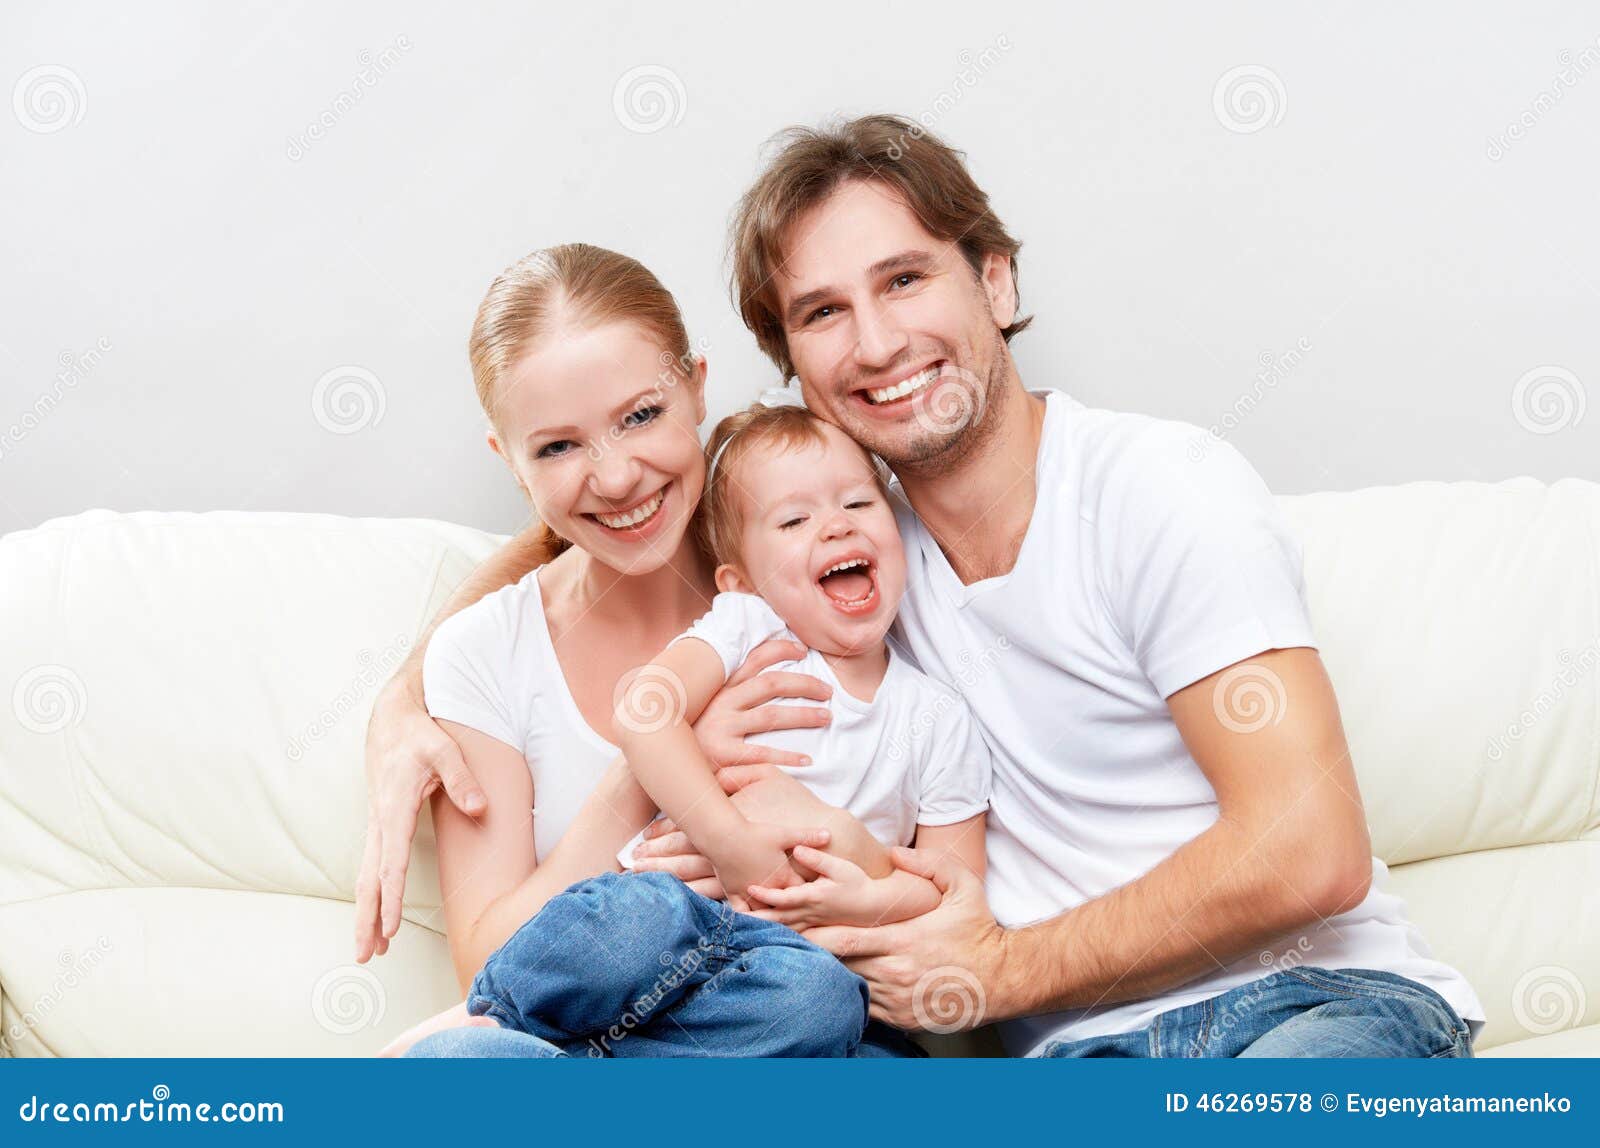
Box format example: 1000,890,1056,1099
489,320,707,576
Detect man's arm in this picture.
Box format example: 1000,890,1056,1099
355,524,553,962
807,647,1375,1030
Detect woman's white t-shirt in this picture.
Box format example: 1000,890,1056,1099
890,389,1485,1054
422,570,620,865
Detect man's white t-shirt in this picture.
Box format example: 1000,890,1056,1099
890,389,1485,1054
619,591,992,864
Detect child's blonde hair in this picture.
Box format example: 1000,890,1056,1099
697,403,889,566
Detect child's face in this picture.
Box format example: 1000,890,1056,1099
718,422,907,657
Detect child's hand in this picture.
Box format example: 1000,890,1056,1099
745,846,886,929
709,821,823,905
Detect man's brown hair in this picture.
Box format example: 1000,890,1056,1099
729,113,1032,380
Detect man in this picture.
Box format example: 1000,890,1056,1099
358,114,1481,1057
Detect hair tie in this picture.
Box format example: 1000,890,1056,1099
706,383,808,482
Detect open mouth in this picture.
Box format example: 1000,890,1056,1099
860,361,946,407
815,554,879,615
586,486,667,534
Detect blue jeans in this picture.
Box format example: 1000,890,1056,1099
1041,967,1474,1058
407,871,885,1058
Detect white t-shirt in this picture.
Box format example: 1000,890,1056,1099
422,570,620,865
890,389,1485,1054
617,591,992,865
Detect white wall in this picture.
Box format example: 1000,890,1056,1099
2,1,1596,537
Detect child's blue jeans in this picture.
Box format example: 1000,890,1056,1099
457,871,874,1058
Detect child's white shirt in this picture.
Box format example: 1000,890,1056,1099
617,591,991,867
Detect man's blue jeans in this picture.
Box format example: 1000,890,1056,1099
1040,967,1474,1058
406,871,889,1058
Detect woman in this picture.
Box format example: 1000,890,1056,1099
377,244,903,1057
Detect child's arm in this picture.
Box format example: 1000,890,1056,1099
615,639,818,903
747,813,986,929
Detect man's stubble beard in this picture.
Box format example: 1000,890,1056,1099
873,329,1012,480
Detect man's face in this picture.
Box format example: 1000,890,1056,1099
775,179,1017,469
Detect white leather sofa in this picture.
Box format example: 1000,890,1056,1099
2,479,1597,1057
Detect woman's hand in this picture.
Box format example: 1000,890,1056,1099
692,638,832,768
746,846,884,929
355,676,487,962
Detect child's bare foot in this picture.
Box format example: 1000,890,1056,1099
377,1000,499,1057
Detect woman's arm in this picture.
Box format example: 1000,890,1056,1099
357,525,557,962
431,720,654,993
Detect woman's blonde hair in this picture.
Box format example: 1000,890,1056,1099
468,243,694,560
697,403,889,567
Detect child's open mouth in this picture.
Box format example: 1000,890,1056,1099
815,554,879,615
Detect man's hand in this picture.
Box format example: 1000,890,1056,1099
354,676,487,962
804,846,1010,1031
693,638,832,767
